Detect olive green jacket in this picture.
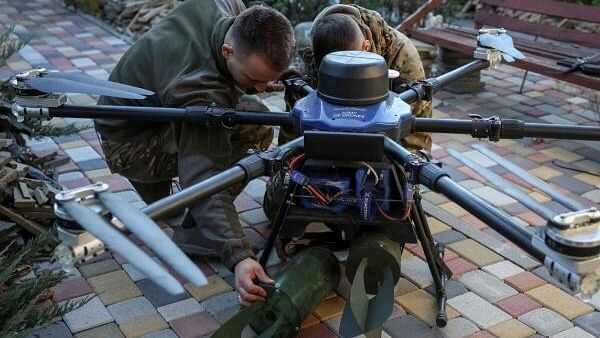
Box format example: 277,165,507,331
95,0,257,270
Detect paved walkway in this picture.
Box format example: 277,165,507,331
2,1,600,337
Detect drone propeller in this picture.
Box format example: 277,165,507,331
18,69,154,100
478,29,525,62
44,72,154,96
26,77,148,100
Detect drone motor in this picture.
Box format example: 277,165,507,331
545,207,600,258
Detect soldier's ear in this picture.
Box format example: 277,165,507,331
222,44,234,59
362,39,372,52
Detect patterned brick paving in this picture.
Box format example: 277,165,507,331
3,0,599,337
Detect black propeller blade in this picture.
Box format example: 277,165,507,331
26,77,148,100
44,72,154,96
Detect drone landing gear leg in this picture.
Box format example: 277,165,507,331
259,178,297,267
411,193,451,328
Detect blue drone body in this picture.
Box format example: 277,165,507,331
291,90,413,134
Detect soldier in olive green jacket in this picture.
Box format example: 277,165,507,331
94,0,295,304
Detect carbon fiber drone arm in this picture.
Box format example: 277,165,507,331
143,137,304,220
383,136,544,260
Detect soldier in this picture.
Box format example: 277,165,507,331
94,0,295,304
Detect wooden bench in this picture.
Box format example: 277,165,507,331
399,0,600,91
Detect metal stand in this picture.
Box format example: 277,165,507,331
411,191,451,327
259,174,297,267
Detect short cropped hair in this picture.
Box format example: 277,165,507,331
228,6,295,72
311,13,364,67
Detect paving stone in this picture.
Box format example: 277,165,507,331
526,284,593,320
88,270,142,305
495,293,541,318
74,323,124,338
157,298,203,322
52,277,94,302
58,171,85,182
438,317,479,338
464,331,495,338
184,275,232,302
78,259,120,278
107,296,157,325
540,147,583,163
395,277,418,296
424,279,468,299
60,295,113,333
140,329,178,338
136,279,190,308
528,166,563,181
439,202,470,217
504,272,546,292
518,308,573,336
64,146,101,162
121,263,146,282
582,190,600,203
482,261,525,280
26,321,73,338
573,312,600,337
60,140,88,150
170,312,220,338
458,270,518,303
574,173,600,186
200,291,239,324
488,319,535,338
408,244,458,263
400,256,433,288
234,193,261,212
422,191,449,205
551,326,596,338
427,217,452,234
549,175,596,195
119,313,169,338
395,289,459,326
297,322,337,338
471,186,517,207
302,314,321,329
529,191,552,203
447,239,504,267
312,295,345,321
85,168,112,179
244,179,266,202
238,208,269,226
432,230,466,245
447,292,511,329
383,314,440,338
77,158,108,171
446,258,478,279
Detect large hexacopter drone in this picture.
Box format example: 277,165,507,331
5,29,600,337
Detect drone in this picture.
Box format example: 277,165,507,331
4,29,600,337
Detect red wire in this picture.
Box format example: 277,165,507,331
376,200,399,221
288,153,305,173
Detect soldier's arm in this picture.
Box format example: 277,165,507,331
165,73,256,271
387,30,433,152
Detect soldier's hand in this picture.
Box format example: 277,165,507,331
234,257,275,306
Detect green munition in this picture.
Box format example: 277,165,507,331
212,247,340,338
340,231,401,336
346,231,403,294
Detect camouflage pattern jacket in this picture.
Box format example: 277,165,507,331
94,0,261,270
